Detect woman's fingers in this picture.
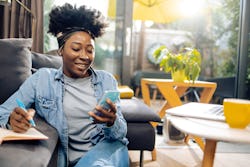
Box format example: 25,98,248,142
26,108,36,121
89,99,117,126
9,107,31,132
106,99,116,114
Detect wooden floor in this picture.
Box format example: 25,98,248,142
128,99,250,167
129,135,250,167
129,150,250,167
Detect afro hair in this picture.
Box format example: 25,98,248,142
48,3,108,38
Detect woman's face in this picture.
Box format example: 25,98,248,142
61,31,95,78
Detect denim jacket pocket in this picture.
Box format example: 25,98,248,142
37,96,57,121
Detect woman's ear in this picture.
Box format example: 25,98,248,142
57,48,63,56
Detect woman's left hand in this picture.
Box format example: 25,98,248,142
89,98,117,126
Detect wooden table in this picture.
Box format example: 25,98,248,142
141,78,217,120
169,115,250,167
141,78,217,162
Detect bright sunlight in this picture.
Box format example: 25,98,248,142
178,0,207,17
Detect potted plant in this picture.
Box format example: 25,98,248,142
153,46,202,82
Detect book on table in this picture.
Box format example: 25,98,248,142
0,127,48,144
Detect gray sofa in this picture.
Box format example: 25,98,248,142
0,38,160,167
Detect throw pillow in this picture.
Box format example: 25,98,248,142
0,38,32,104
118,85,134,99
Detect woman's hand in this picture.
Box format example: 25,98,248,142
89,98,117,127
9,107,36,133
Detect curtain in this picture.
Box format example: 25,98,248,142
1,0,43,53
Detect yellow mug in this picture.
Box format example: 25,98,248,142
223,98,250,129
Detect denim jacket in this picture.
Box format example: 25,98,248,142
0,67,128,167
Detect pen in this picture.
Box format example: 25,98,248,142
16,98,36,127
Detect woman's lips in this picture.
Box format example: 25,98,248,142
76,63,87,67
75,63,89,69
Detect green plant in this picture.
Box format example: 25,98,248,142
153,46,202,82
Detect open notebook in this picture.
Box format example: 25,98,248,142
166,102,225,122
0,127,48,144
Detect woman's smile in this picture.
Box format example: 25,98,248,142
75,62,89,69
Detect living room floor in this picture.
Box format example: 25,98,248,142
128,98,250,167
129,128,250,167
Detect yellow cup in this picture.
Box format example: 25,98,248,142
223,98,250,129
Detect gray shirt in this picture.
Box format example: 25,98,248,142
63,74,97,165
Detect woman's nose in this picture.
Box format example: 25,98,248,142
79,50,89,59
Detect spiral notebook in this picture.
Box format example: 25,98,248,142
166,102,225,122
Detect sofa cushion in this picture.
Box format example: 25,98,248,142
120,97,161,122
0,38,32,104
31,52,62,69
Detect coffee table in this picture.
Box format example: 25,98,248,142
169,115,250,167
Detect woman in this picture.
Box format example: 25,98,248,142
0,3,129,167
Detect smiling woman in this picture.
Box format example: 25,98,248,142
0,3,130,167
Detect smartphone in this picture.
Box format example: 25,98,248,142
91,90,120,119
98,90,120,110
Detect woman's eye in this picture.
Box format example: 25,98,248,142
86,46,94,54
86,49,94,54
72,48,80,52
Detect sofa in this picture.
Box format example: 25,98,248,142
0,38,161,167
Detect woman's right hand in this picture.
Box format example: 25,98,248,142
9,107,35,133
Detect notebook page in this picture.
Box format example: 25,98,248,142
0,127,48,144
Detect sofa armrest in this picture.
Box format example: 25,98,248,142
0,115,58,167
120,97,161,123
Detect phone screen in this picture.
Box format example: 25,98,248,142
90,90,120,120
98,90,120,110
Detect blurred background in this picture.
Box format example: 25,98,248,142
15,0,250,100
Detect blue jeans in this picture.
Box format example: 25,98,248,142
74,140,129,167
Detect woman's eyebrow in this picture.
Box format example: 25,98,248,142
71,42,94,47
71,41,81,45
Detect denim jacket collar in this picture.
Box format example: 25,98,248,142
54,67,100,85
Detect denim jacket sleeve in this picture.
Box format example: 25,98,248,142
0,71,38,127
95,71,128,145
103,102,128,144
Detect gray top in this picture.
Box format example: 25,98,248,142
63,74,97,165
